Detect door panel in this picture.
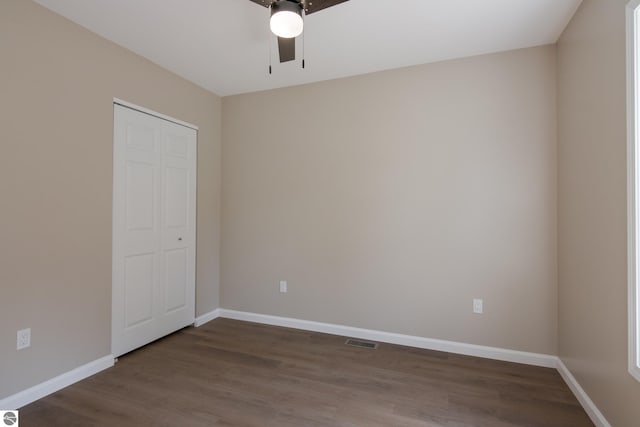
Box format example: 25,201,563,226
126,122,156,151
124,253,155,328
125,163,155,231
165,131,189,158
157,120,196,336
164,248,188,313
113,104,196,357
164,167,189,228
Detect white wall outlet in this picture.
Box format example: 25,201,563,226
473,299,483,314
279,280,287,293
17,328,31,350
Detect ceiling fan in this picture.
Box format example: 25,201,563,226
248,0,350,64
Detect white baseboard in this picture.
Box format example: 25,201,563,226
214,309,611,425
217,309,558,368
194,308,221,327
556,359,611,427
3,309,607,425
0,355,114,410
187,308,615,426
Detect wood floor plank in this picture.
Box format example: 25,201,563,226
19,318,593,426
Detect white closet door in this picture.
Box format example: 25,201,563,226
112,104,196,357
157,120,196,338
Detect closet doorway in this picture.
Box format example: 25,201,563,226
112,101,197,357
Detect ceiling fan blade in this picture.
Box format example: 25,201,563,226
277,37,296,62
247,0,350,15
302,0,349,15
247,0,275,9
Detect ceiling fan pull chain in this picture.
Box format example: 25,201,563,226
268,14,273,75
302,18,305,69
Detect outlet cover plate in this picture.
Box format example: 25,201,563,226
17,328,31,350
473,299,483,314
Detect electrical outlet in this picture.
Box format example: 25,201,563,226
17,328,31,350
473,299,483,314
279,280,287,293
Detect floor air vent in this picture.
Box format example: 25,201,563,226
345,339,378,349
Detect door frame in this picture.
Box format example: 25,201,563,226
113,98,199,131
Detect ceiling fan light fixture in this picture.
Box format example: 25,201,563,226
270,1,303,38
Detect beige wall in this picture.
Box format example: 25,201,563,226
0,0,221,398
222,46,558,354
557,0,640,425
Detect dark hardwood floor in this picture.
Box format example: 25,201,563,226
20,318,593,426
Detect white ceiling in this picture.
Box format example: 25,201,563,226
34,0,582,97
